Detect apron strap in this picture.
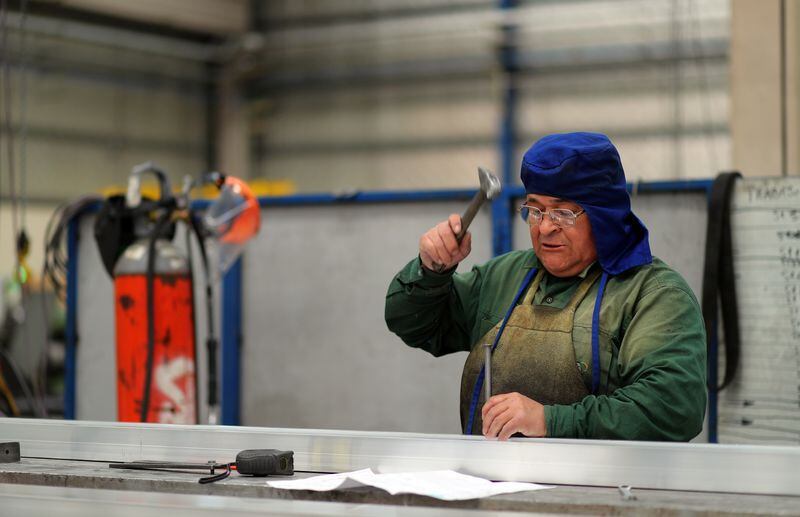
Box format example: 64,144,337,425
591,271,610,394
520,269,546,306
465,267,538,435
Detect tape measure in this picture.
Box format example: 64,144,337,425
109,448,293,484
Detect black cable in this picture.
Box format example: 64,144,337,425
198,463,231,484
12,0,31,405
41,196,101,300
34,195,100,417
18,0,29,229
0,347,36,416
702,172,742,391
35,204,71,416
0,358,20,415
110,460,232,484
139,212,173,423
183,222,200,422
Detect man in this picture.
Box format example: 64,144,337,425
385,132,706,441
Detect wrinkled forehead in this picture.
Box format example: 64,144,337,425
525,193,581,210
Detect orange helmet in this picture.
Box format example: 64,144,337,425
203,176,260,272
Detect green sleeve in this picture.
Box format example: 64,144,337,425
385,256,484,357
545,285,707,441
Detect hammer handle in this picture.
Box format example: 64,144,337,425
432,190,487,272
456,190,486,241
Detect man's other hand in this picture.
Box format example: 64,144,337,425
482,392,547,440
419,214,472,272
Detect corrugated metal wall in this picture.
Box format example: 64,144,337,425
0,14,208,274
249,0,730,192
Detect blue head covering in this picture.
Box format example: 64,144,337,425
520,132,652,275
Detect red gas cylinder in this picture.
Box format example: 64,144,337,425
113,238,197,424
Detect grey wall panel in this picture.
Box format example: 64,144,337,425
241,202,493,433
629,191,708,298
76,216,116,420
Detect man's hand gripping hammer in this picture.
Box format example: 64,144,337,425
433,167,502,273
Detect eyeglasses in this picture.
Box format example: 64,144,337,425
518,204,586,227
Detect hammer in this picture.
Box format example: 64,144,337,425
434,167,502,272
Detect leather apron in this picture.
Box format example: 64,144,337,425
460,267,602,434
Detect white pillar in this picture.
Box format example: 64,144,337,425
731,0,800,177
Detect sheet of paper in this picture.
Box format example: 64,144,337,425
266,468,371,492
266,469,552,501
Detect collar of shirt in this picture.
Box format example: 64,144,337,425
533,260,598,308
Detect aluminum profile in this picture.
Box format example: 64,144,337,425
3,418,799,496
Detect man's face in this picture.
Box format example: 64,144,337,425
527,193,598,277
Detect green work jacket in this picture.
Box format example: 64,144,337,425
385,250,707,441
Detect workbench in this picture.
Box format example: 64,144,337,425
1,418,799,516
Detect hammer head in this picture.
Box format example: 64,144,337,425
478,167,502,200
